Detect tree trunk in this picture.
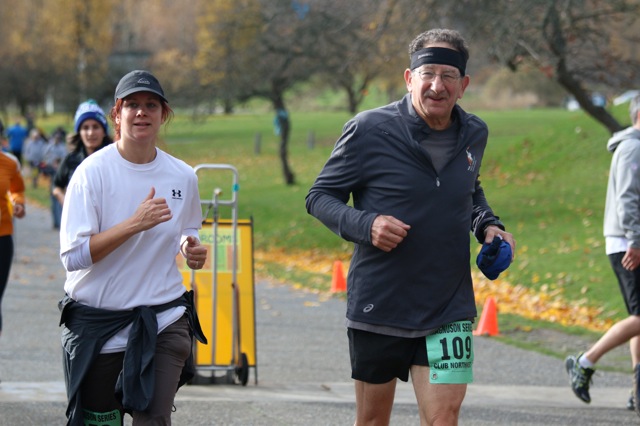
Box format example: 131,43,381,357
277,112,295,185
223,97,234,114
555,60,623,135
543,5,623,135
273,95,295,185
347,87,358,115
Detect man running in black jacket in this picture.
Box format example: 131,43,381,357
306,28,515,425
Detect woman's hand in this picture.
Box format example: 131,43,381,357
183,236,207,270
133,187,172,231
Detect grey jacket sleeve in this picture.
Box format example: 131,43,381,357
613,142,640,247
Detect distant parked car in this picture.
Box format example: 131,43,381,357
613,90,640,106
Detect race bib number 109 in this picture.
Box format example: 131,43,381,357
425,320,474,384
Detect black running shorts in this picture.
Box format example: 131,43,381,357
609,252,640,315
347,327,428,384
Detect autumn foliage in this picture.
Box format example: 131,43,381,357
256,248,615,333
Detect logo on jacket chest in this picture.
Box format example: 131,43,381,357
465,147,477,172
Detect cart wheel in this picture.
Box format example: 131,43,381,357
236,352,249,386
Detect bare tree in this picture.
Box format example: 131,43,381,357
194,0,263,114
255,0,326,185
443,0,640,133
7,0,639,142
0,0,64,115
196,0,370,185
70,0,115,105
315,0,400,114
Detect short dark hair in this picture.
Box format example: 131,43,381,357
409,29,469,63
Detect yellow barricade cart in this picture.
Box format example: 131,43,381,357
177,164,257,385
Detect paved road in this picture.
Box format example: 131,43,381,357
1,204,639,425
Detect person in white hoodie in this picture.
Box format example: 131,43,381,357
565,93,640,414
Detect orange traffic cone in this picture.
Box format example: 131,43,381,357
473,296,499,336
331,261,347,293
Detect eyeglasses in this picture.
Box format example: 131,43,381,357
416,70,461,84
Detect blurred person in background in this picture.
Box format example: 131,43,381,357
7,119,27,165
52,101,112,209
43,127,69,177
42,127,68,229
0,150,26,344
566,94,640,416
23,127,48,189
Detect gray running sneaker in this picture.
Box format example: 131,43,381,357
565,354,594,403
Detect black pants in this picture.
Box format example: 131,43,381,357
0,235,14,333
81,316,192,425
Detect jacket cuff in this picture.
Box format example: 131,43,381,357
474,217,505,243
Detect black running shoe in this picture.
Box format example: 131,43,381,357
627,389,635,411
565,354,594,403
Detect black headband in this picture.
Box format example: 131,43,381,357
410,47,466,76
